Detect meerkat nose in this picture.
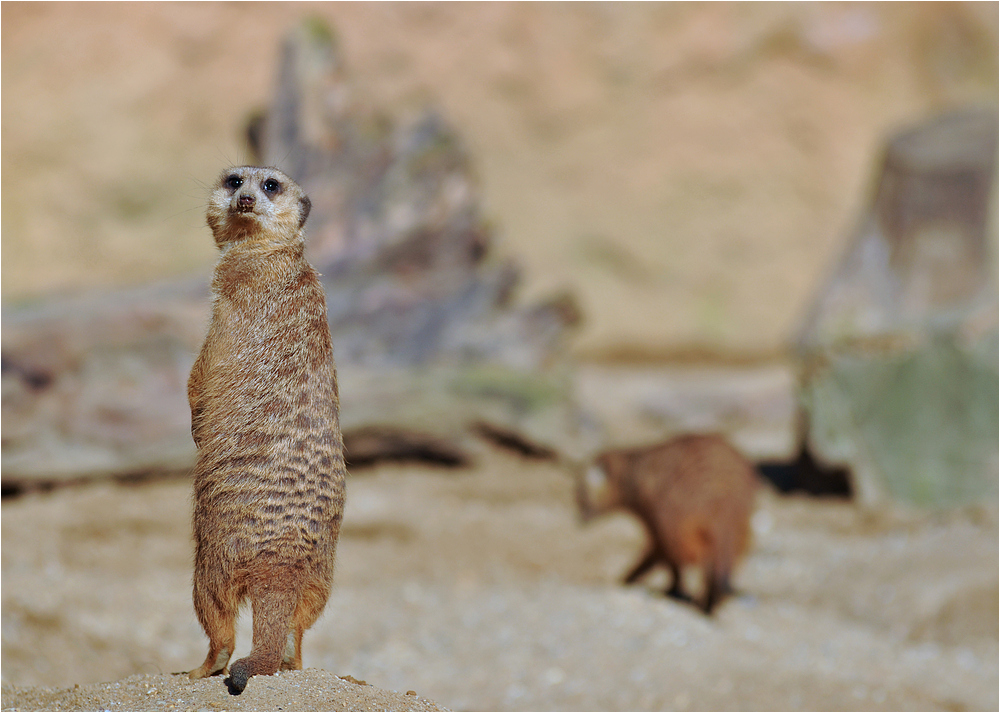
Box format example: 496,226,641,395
237,194,256,211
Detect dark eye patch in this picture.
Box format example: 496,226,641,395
262,178,282,195
225,174,243,190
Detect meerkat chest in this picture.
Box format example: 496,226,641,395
211,256,311,335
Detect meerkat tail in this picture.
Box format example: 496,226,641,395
225,576,299,695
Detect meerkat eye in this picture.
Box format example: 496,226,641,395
225,175,243,190
262,178,281,196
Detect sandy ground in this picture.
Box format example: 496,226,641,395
0,671,443,712
2,445,997,711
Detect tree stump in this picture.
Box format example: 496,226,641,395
797,108,998,506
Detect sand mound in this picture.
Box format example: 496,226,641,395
0,670,444,712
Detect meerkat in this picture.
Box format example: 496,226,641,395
576,434,758,614
187,166,346,695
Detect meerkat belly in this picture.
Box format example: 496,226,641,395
209,480,336,557
195,352,340,558
195,438,339,558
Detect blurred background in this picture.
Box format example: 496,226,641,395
4,2,995,355
2,3,997,711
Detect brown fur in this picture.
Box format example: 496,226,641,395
187,166,346,694
577,434,758,614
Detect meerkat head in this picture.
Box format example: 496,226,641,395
574,453,624,522
206,166,312,248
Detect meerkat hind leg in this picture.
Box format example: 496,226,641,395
189,581,237,679
189,601,235,679
280,589,319,670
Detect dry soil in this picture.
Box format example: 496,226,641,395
2,447,997,711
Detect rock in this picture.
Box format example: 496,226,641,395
254,19,579,372
796,108,998,506
1,279,207,484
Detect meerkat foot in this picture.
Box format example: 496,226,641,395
188,647,232,680
665,583,693,603
279,630,302,671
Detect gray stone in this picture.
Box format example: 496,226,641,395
797,108,998,506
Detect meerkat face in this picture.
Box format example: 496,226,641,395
206,166,312,247
575,459,619,522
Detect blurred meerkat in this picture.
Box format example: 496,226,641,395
576,434,758,614
187,166,346,694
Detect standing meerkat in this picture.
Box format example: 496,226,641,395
576,434,758,614
187,166,346,695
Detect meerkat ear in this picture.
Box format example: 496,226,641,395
298,195,312,229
